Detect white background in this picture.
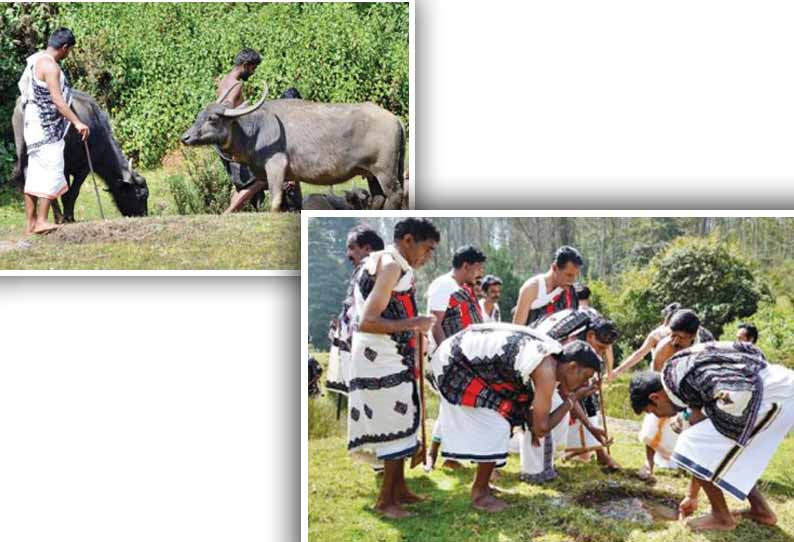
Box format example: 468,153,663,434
417,0,794,209
5,1,794,541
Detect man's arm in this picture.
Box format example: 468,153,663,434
568,399,609,446
529,358,571,439
40,58,89,140
512,279,538,325
430,310,446,346
359,259,434,335
612,334,656,378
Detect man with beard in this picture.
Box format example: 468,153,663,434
216,48,268,214
425,245,487,469
347,218,439,519
480,275,502,323
431,325,601,512
513,246,582,326
326,224,385,396
630,341,794,531
638,309,714,482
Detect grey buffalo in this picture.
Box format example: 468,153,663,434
302,188,371,210
12,91,149,222
181,84,406,211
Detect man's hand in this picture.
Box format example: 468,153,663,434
74,120,90,142
411,315,436,334
589,426,611,447
572,384,597,402
678,496,698,518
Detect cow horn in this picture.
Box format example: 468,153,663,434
128,157,134,172
216,81,242,104
221,83,268,118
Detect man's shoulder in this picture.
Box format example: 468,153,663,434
428,272,455,292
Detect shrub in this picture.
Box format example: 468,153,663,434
55,3,409,168
724,296,794,369
167,147,240,215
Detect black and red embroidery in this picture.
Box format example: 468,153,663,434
525,285,578,326
440,284,483,339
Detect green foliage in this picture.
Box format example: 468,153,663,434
610,237,763,347
53,2,408,168
0,141,17,186
724,296,794,369
0,3,60,142
166,147,233,215
308,217,359,350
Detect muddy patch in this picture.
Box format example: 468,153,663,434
48,217,193,244
574,482,679,524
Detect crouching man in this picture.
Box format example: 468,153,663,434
630,341,794,531
430,322,601,512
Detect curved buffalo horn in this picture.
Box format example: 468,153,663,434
216,81,242,104
128,158,134,172
221,83,268,118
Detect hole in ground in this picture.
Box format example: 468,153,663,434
573,483,679,524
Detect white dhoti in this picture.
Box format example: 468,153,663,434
326,345,349,395
24,139,68,200
639,412,678,468
347,331,419,461
438,400,510,467
672,401,794,501
518,391,569,480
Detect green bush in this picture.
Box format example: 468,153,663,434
166,147,233,215
724,296,794,369
54,3,408,168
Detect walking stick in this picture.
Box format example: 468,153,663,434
83,140,105,220
335,393,343,420
596,371,611,456
411,332,427,469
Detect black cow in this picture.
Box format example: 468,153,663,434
12,91,148,222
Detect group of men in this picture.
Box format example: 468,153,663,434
321,218,794,532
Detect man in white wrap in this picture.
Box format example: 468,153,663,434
479,275,502,323
425,245,487,470
431,323,601,512
18,27,90,234
519,309,619,482
326,224,385,396
630,341,794,532
348,218,439,519
513,245,582,326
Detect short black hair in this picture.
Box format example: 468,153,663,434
481,275,502,292
661,302,681,323
393,218,440,243
348,224,384,252
738,323,759,343
48,27,76,49
557,340,602,372
234,48,262,66
629,371,664,414
281,87,302,99
669,309,700,335
575,283,591,300
554,245,584,268
452,245,487,269
590,316,619,345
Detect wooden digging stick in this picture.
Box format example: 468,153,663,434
411,332,427,469
596,371,611,456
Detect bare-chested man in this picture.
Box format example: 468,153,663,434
216,48,268,214
347,218,439,519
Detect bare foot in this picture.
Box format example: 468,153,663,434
472,493,509,513
598,456,621,472
375,502,413,519
687,513,737,531
33,222,59,235
397,487,429,505
733,508,777,526
442,459,463,470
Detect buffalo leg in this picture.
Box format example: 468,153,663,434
265,154,288,213
60,171,88,223
366,175,387,210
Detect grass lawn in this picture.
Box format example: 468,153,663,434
0,161,355,270
308,352,794,542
